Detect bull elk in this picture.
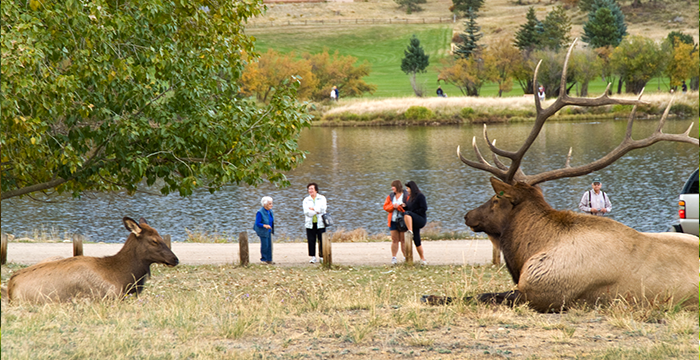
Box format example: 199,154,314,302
435,39,699,312
6,217,178,304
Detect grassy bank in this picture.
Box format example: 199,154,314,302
315,91,699,125
2,263,697,359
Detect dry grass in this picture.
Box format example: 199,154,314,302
256,0,698,43
322,91,699,122
2,263,697,359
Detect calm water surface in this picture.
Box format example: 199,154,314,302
2,118,697,242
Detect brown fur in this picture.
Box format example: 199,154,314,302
465,178,699,312
7,217,179,304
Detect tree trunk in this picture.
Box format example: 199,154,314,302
617,78,623,95
410,73,419,96
625,79,647,94
580,81,589,97
691,76,699,91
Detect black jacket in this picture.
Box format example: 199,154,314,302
405,192,427,219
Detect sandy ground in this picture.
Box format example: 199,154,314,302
4,240,496,267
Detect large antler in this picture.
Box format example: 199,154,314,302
458,38,699,185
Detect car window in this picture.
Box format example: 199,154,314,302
681,169,699,194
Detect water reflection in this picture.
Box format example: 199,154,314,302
2,119,697,242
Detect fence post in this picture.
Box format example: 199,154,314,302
72,234,84,257
1,233,7,265
404,232,414,266
163,234,172,249
239,231,249,266
322,232,332,268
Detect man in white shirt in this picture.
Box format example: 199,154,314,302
579,177,612,216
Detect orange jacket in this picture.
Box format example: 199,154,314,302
383,193,407,227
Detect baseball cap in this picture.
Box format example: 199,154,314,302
592,177,601,184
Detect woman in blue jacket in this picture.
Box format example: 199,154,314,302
254,196,275,264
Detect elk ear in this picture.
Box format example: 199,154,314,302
139,217,148,225
490,177,512,197
123,217,142,236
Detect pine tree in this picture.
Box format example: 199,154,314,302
541,6,572,51
450,0,484,17
582,0,627,48
514,7,543,52
401,35,430,96
454,7,484,60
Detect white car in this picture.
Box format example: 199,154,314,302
673,169,698,236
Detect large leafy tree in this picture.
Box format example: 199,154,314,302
482,38,521,97
303,50,377,101
453,7,484,60
438,57,488,96
401,35,430,97
240,50,318,102
582,0,627,48
610,35,669,94
1,0,313,200
665,40,699,91
571,48,602,97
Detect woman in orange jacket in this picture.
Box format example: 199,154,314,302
383,180,408,265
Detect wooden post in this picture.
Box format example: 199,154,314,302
404,232,413,266
322,232,332,268
72,234,84,257
163,234,172,249
1,233,8,265
239,231,249,266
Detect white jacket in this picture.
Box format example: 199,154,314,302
303,194,327,229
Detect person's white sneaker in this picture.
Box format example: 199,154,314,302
421,260,428,266
391,257,398,265
310,256,317,263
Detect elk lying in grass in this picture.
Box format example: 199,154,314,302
427,39,699,312
6,217,178,304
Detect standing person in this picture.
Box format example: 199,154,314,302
254,196,275,264
578,177,612,216
682,80,688,93
330,86,337,101
403,181,428,265
303,182,327,264
537,85,545,102
383,180,408,265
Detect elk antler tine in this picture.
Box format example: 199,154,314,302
560,39,577,98
637,87,645,99
471,136,491,166
603,83,611,98
655,96,675,134
533,60,543,109
565,147,572,168
683,122,695,136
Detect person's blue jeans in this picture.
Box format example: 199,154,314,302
259,234,272,262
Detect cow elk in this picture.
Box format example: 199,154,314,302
6,217,179,304
435,39,699,312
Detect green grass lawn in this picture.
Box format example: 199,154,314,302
249,24,676,99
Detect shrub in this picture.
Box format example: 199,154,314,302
404,106,434,120
460,107,476,119
669,103,698,117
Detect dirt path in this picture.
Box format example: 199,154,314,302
4,240,496,266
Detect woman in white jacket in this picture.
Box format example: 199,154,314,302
303,183,327,263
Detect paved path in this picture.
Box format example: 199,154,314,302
4,240,497,267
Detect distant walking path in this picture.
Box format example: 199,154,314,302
4,240,495,267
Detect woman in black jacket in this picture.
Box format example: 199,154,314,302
403,181,428,265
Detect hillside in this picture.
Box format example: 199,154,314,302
253,0,698,44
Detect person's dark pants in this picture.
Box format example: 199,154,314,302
306,222,326,256
405,211,426,247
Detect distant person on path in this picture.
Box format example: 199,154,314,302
254,196,275,264
436,86,446,97
330,86,337,101
383,180,408,265
303,182,327,264
682,80,688,93
578,178,612,216
403,180,428,265
537,85,545,102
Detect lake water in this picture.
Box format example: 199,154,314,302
2,118,697,243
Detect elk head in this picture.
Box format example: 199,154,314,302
458,38,698,198
123,217,179,267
